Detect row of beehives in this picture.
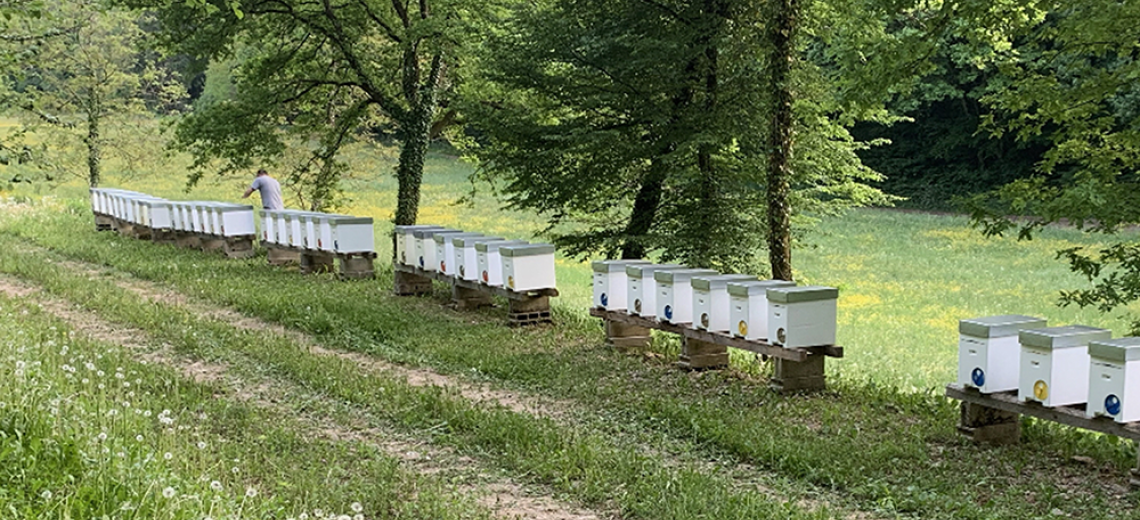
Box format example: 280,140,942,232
90,188,256,238
258,209,375,255
592,260,839,348
958,315,1140,423
393,225,557,291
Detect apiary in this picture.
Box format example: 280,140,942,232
394,225,443,266
654,269,718,324
727,280,797,341
766,286,839,348
501,243,557,292
957,315,1047,394
139,200,173,230
475,239,528,286
413,228,458,270
625,264,686,317
330,216,375,254
217,205,256,237
591,260,651,310
259,209,276,243
1087,337,1140,423
1019,325,1112,407
454,236,504,281
692,274,759,331
435,232,483,275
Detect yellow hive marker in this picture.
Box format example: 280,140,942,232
508,276,515,289
738,320,748,337
1033,380,1049,401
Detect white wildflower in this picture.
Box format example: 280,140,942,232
41,489,52,500
245,487,258,498
210,480,223,491
351,503,363,513
163,487,176,499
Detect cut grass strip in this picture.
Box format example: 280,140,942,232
3,205,1139,519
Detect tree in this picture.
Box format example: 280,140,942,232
10,0,185,187
462,0,892,272
132,0,486,215
963,1,1140,332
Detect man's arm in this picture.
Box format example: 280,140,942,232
242,187,254,198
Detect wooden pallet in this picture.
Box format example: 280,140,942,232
393,264,558,326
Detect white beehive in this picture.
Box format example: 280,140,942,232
217,205,256,237
89,188,102,214
625,264,686,317
425,230,470,273
330,216,375,254
692,274,758,331
170,202,186,231
1019,325,1112,407
259,209,276,243
591,260,651,310
394,225,443,266
1087,337,1140,423
139,200,173,230
654,269,718,324
727,280,797,340
313,214,343,252
957,315,1047,394
288,212,313,248
190,202,209,233
766,286,839,348
300,214,319,249
436,232,482,275
475,240,528,286
273,210,291,245
413,228,458,270
501,243,557,292
453,236,503,281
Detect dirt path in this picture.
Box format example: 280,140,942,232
0,273,607,520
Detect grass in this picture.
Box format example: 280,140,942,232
2,199,1140,519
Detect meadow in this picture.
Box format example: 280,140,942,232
5,122,1140,519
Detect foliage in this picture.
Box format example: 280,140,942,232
5,0,186,187
462,0,892,272
963,1,1140,333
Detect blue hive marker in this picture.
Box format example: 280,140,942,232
1106,394,1122,416
600,293,608,307
419,256,425,268
664,305,673,320
971,368,985,387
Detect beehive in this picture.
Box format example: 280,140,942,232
315,214,342,252
259,209,276,243
501,243,557,292
171,202,188,232
957,315,1047,394
217,205,256,237
692,274,759,331
766,286,839,348
329,216,375,254
139,200,173,230
591,260,651,310
1087,337,1140,423
300,214,319,249
394,225,442,266
191,202,211,234
287,212,313,248
453,236,504,281
425,230,472,273
727,280,797,340
273,210,291,245
653,269,718,324
624,264,686,317
413,228,458,270
1019,325,1112,407
435,232,483,275
475,240,528,287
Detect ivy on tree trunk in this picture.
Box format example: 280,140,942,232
766,0,798,281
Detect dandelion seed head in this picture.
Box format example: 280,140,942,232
351,503,363,513
163,487,176,499
41,489,52,500
210,480,223,491
245,487,258,498
164,452,173,460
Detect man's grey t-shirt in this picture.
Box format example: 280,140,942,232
250,175,284,210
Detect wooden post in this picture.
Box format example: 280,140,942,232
199,236,226,253
453,284,493,310
678,337,729,370
394,269,433,296
300,251,336,274
223,236,255,259
957,402,1020,445
772,356,827,393
151,229,176,245
508,295,552,326
116,221,135,237
338,254,376,280
604,320,651,352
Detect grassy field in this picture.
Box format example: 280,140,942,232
5,124,1140,518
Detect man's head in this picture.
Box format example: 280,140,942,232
256,168,268,177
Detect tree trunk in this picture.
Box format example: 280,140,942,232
620,159,669,259
86,91,101,188
765,0,798,281
393,109,430,226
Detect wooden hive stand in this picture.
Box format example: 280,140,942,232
393,264,558,326
337,251,376,280
590,308,843,392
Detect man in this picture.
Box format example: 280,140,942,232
243,168,284,210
